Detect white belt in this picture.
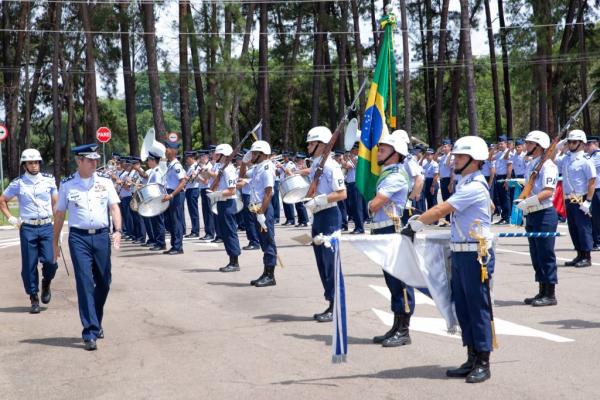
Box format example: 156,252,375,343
523,203,552,215
450,242,484,252
22,217,52,226
313,202,337,214
367,220,395,231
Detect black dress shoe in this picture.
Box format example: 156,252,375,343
140,242,151,247
211,238,223,243
446,346,476,378
84,340,97,351
350,230,364,235
465,352,491,383
184,233,199,238
220,264,240,272
243,244,260,250
255,266,276,287
163,249,184,255
381,314,411,347
493,219,508,225
200,235,214,241
314,301,333,322
373,313,400,344
30,294,41,314
97,329,104,339
149,245,166,251
41,279,51,304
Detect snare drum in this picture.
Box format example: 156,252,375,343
280,174,309,204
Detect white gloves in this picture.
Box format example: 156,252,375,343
515,195,540,211
8,216,19,226
207,190,224,202
580,200,592,216
304,194,328,212
256,213,267,231
408,215,424,232
242,151,253,164
367,201,374,218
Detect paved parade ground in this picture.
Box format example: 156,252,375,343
1,221,599,400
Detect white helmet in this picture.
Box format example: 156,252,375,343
215,143,233,156
378,133,409,156
391,129,410,144
525,130,550,149
452,136,489,161
20,149,43,164
250,140,271,155
567,129,587,143
306,126,332,143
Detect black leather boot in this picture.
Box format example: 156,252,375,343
314,301,333,322
250,266,267,286
255,266,276,287
466,351,491,383
574,251,592,268
41,279,52,304
220,256,240,272
382,314,411,347
30,294,41,314
373,313,400,344
532,283,557,306
564,251,582,266
446,346,477,377
524,282,543,305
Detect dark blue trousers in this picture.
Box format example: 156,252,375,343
440,177,452,221
120,196,134,236
494,175,511,220
373,225,415,315
19,223,58,295
451,250,495,352
143,216,155,245
271,181,281,222
249,204,277,267
242,194,260,246
526,208,558,283
185,188,200,235
132,209,146,241
68,228,111,341
566,201,593,251
200,188,215,237
295,202,309,224
166,190,184,251
151,213,166,247
347,182,365,232
283,202,296,224
338,200,348,229
591,189,600,247
217,199,241,257
424,177,438,210
311,207,341,301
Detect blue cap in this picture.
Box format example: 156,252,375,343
488,143,495,149
426,148,434,154
130,156,142,163
164,141,180,149
498,135,508,143
72,144,101,160
442,139,452,145
515,138,525,145
208,145,217,151
122,156,132,164
147,151,162,160
184,151,197,157
295,152,306,159
112,152,121,159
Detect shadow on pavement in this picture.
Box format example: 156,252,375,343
20,337,85,349
284,333,373,346
0,306,47,313
493,299,525,307
254,314,314,323
207,281,251,288
118,253,160,258
540,319,600,329
345,273,382,278
183,268,219,273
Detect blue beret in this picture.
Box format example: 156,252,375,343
72,143,101,159
587,136,599,142
295,152,306,159
498,135,508,142
426,148,434,154
515,138,525,145
164,141,180,149
442,139,452,145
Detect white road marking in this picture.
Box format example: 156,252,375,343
369,284,435,306
495,247,600,267
0,240,20,249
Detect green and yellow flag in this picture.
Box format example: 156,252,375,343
356,12,397,201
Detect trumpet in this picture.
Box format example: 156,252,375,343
270,155,283,162
410,136,429,148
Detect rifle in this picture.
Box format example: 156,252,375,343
518,89,596,200
306,80,368,198
209,121,262,192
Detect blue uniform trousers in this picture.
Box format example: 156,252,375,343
271,181,281,222
424,177,438,210
185,188,200,235
166,190,184,251
347,182,365,232
311,207,341,301
19,223,58,295
151,213,166,247
338,200,348,229
120,196,134,237
440,177,452,221
295,202,309,224
242,194,260,246
143,216,155,245
591,189,600,247
566,201,593,251
217,199,241,257
68,228,111,341
249,204,277,266
494,175,511,220
373,225,415,315
451,250,495,352
283,202,296,224
131,210,146,241
200,188,215,237
526,208,558,283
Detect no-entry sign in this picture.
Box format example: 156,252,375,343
0,125,9,142
96,126,112,143
168,132,179,143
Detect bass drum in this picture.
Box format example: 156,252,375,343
210,191,244,215
137,183,170,217
280,174,309,204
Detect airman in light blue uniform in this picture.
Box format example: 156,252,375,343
162,142,187,254
585,136,600,250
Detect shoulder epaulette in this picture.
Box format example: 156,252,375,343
96,171,111,179
10,175,23,184
61,173,75,184
41,172,54,178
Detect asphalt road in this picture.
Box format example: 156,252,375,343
0,221,599,400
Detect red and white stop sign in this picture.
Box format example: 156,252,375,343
168,132,179,143
0,124,9,142
96,126,112,143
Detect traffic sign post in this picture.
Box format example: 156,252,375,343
0,124,9,196
96,127,112,167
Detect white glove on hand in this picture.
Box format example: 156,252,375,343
580,200,591,215
242,151,253,164
367,201,374,218
304,194,328,212
515,195,540,211
408,215,424,232
256,213,267,231
8,216,19,226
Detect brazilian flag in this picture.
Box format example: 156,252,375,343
356,12,397,201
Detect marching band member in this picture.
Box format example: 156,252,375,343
132,157,155,248
270,149,281,224
291,153,310,227
117,158,134,240
492,135,512,225
129,157,146,244
482,147,496,193
585,136,600,250
278,152,296,226
437,139,454,201
341,144,365,233
334,151,349,231
555,130,596,268
514,131,559,306
367,133,414,347
239,141,278,286
0,149,59,314
161,142,186,255
402,136,495,383
139,150,167,251
197,150,216,242
184,151,201,238
240,156,261,250
299,126,347,322
209,144,242,271
53,144,122,351
421,148,439,210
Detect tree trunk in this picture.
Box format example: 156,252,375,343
206,3,218,142
459,0,478,135
416,2,432,140
370,0,379,59
323,40,337,130
186,3,208,145
577,0,591,134
311,3,326,126
399,0,411,134
258,2,270,141
448,32,464,141
119,1,138,155
80,2,99,143
497,0,513,136
140,2,167,138
350,0,365,119
424,0,436,141
432,0,450,146
179,1,192,150
283,4,304,149
532,0,550,133
51,2,62,181
483,0,503,138
529,81,538,131
337,5,349,124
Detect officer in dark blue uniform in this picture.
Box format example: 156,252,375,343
422,148,439,210
0,149,59,313
184,151,201,237
515,131,559,306
161,142,187,255
334,151,349,231
585,136,600,250
53,144,122,351
492,135,512,224
403,136,495,383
